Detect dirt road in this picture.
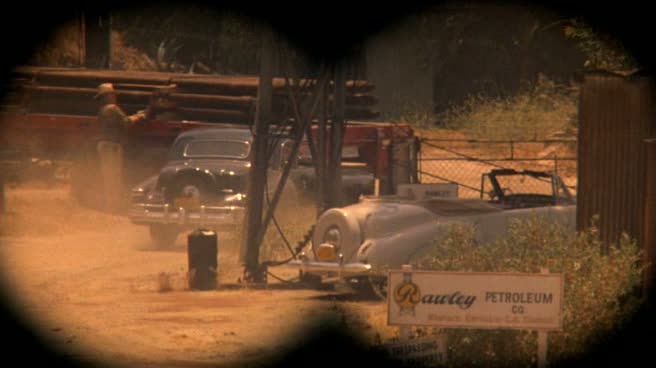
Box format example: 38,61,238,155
0,184,393,367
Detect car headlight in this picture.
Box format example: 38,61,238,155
316,226,341,262
224,193,245,202
316,243,337,262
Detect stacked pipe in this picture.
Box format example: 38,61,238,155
8,67,379,123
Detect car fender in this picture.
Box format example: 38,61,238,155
133,174,159,193
312,208,362,261
357,219,455,268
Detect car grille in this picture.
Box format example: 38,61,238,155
215,174,245,195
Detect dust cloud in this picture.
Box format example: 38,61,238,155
0,181,377,367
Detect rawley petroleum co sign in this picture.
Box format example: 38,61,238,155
388,270,563,331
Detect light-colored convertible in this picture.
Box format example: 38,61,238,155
285,169,576,297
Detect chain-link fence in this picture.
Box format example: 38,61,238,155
416,138,578,198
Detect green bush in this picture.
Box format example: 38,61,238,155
439,76,578,141
413,215,644,367
563,18,638,71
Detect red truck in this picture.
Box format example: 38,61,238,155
0,67,417,212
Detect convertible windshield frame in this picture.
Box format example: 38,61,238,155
480,169,573,204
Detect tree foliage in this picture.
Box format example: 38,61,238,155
563,18,638,71
414,216,644,367
113,6,262,74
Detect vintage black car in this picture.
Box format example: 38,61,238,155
128,126,376,247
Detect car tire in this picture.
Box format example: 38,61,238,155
149,224,179,248
368,275,388,300
299,271,324,289
347,275,388,301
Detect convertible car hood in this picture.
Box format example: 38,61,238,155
357,202,576,268
322,196,576,268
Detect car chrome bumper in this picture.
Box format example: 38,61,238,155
128,203,245,226
285,259,372,276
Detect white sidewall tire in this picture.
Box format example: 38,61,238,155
312,208,361,261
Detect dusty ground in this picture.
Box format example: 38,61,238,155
0,183,395,367
0,129,578,367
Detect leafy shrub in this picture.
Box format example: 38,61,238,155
439,76,578,141
413,215,644,367
563,18,638,71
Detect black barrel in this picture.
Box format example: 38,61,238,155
187,229,218,290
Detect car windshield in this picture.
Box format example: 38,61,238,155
183,140,250,159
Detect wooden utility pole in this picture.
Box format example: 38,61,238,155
78,12,85,67
240,29,273,283
317,80,328,216
0,174,5,213
256,76,326,250
327,61,346,208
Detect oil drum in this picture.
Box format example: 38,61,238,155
187,229,218,290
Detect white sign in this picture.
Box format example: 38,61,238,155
387,271,563,331
342,145,360,159
383,336,447,367
397,183,459,200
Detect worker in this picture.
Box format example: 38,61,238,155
94,83,150,213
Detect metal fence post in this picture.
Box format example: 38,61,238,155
417,138,423,183
538,267,550,368
398,264,414,341
554,154,559,176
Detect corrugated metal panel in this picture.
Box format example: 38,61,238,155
577,71,655,251
644,139,656,297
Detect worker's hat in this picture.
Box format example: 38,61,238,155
94,83,116,99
